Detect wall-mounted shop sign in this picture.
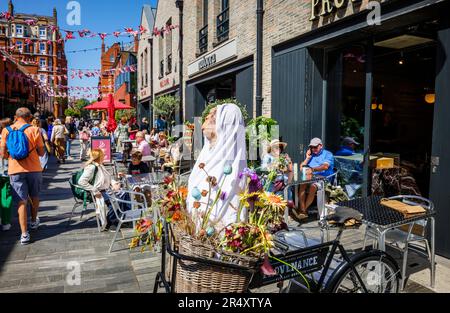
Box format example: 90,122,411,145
160,78,170,88
188,39,237,77
310,0,363,21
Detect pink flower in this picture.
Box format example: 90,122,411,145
260,255,277,276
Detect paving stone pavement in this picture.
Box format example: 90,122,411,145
0,141,447,293
0,141,158,293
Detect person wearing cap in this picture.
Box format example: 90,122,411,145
295,137,334,220
335,137,360,156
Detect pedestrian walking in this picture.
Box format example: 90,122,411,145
51,119,68,163
79,126,91,161
65,116,76,159
31,118,50,171
0,107,45,245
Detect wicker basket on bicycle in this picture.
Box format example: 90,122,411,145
168,223,259,293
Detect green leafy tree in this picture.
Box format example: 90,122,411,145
152,95,179,123
115,108,137,121
201,98,250,124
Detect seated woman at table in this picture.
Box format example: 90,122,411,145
78,148,122,231
158,132,169,149
261,139,294,203
126,151,150,175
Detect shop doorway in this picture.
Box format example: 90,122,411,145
372,41,436,197
326,21,438,199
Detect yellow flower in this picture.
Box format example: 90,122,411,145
260,192,287,210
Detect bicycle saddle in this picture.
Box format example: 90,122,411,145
326,206,363,227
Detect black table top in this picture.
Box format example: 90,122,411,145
337,196,435,229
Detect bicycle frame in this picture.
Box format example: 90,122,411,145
250,227,370,293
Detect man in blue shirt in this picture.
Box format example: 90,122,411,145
335,137,359,156
293,138,335,221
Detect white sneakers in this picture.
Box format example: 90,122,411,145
20,232,30,245
29,217,40,230
17,217,40,245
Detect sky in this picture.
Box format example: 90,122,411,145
1,0,157,100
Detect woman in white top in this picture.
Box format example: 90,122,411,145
78,148,118,230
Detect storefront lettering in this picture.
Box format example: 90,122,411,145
160,78,170,88
310,0,362,21
198,54,217,72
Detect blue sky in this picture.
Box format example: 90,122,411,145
1,0,157,100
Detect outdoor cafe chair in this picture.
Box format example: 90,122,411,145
107,189,159,253
362,195,435,291
67,181,101,232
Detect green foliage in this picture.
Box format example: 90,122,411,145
152,95,179,119
115,108,137,121
340,116,364,145
65,98,90,119
201,98,250,124
64,108,80,118
246,116,279,168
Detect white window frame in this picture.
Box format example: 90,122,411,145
39,42,46,54
16,41,23,52
16,25,24,37
39,27,46,39
39,58,46,69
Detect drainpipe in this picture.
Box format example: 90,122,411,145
255,0,264,117
176,0,184,124
149,37,154,127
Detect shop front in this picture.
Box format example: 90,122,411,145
271,0,450,257
185,39,254,121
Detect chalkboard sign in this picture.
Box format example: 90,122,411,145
91,136,112,164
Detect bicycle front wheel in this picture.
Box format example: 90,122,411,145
330,254,400,293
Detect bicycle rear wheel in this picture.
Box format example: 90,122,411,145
330,254,400,293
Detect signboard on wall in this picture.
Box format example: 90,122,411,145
188,39,237,77
91,136,112,164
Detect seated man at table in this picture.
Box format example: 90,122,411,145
295,138,334,221
135,131,152,157
335,137,360,156
126,151,150,175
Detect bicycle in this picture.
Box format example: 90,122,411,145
251,207,401,293
154,207,401,293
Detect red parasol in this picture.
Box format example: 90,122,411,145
106,94,117,133
84,96,133,110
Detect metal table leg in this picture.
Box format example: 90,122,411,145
431,217,436,289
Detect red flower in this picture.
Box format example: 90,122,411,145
164,176,173,185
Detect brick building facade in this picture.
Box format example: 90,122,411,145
0,0,67,117
152,0,181,123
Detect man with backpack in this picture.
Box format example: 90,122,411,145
0,108,45,245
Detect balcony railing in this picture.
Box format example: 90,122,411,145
199,24,208,54
216,8,229,43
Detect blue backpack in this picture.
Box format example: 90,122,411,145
6,124,31,160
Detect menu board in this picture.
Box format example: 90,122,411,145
91,136,112,163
